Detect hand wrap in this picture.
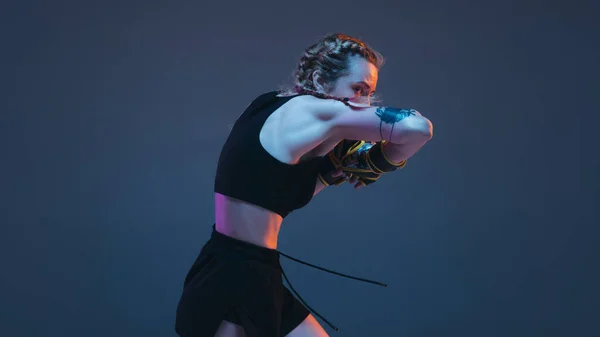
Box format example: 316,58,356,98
317,140,407,187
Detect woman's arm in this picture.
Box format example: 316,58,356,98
313,168,344,195
282,95,434,192
313,178,328,195
301,96,433,145
315,135,433,190
380,138,430,164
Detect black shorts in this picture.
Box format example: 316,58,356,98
175,225,310,337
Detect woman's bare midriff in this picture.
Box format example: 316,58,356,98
214,193,284,249
213,175,328,250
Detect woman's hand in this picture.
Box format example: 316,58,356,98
330,168,364,189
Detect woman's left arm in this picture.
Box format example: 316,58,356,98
313,168,344,195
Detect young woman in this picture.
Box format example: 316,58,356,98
175,33,433,337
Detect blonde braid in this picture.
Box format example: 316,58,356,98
289,33,384,100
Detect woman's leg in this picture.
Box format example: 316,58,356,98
285,315,329,337
214,321,248,337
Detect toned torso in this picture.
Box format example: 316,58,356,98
214,97,340,249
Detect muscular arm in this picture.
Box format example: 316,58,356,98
375,108,433,163
319,105,433,189
287,96,434,192
303,96,433,147
379,137,429,163
322,99,433,165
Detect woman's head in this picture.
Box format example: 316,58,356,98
292,33,384,104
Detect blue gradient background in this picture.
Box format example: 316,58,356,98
1,0,598,336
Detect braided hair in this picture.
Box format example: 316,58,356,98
281,33,384,104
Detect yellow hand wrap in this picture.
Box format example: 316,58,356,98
338,140,407,186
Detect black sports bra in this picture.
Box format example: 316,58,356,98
214,91,321,218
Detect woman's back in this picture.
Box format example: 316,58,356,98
213,92,340,248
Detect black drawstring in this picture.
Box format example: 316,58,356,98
277,251,387,332
280,267,340,331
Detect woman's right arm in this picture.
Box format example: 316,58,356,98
300,95,434,162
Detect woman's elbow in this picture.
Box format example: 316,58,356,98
407,116,433,143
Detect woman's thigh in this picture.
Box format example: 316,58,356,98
213,315,328,337
214,320,247,337
285,314,329,337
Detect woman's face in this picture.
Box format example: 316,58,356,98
328,56,379,105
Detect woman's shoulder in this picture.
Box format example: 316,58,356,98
246,89,353,120
247,90,299,108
